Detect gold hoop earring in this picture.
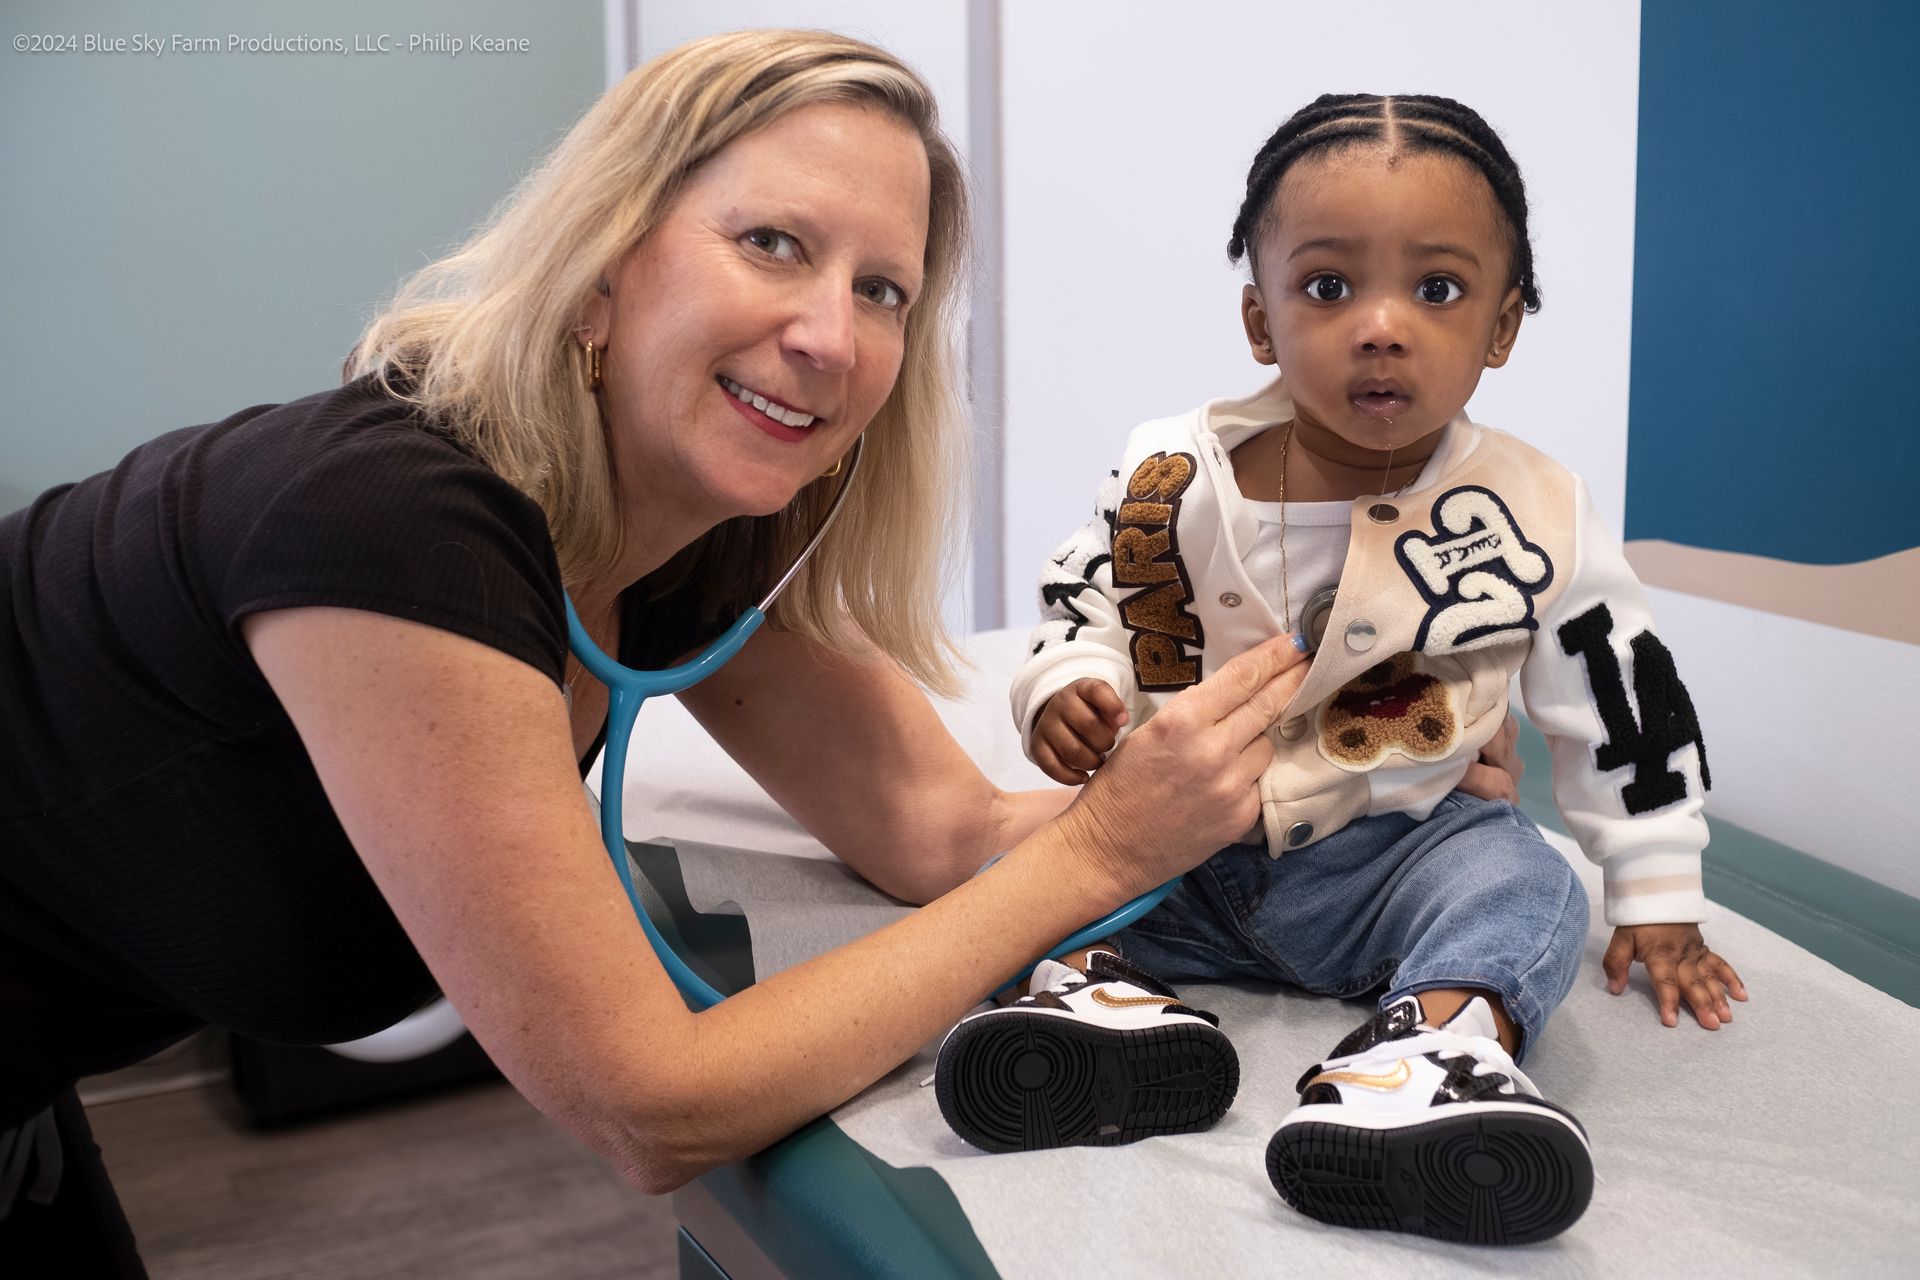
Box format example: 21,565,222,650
820,456,843,479
584,340,603,392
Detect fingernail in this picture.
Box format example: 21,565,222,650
1290,633,1309,653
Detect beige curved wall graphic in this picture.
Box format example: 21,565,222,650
1625,541,1920,646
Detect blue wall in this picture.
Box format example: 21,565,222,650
1,0,602,514
1627,0,1920,565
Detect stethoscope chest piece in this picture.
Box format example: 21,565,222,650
1300,585,1340,655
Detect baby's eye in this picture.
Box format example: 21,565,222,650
1418,276,1465,305
743,227,802,262
1303,274,1351,303
858,277,908,311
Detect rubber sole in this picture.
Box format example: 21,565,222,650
935,1012,1239,1153
1265,1109,1593,1245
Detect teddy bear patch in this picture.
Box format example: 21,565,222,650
1318,652,1461,769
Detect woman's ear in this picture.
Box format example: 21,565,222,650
575,274,614,350
1485,285,1525,368
1242,283,1277,365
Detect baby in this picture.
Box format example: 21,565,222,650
934,94,1745,1248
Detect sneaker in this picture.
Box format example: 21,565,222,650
935,950,1239,1153
1265,994,1593,1245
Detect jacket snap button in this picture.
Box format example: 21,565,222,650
1279,717,1307,740
1367,502,1399,523
1219,592,1242,608
1345,620,1378,652
1285,821,1314,848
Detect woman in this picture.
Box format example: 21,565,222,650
0,29,1517,1273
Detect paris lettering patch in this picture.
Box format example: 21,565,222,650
1115,452,1203,691
1394,486,1554,654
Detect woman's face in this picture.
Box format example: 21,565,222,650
587,102,931,526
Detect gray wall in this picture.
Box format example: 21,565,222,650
1,0,602,514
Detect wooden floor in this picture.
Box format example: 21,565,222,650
85,1081,681,1279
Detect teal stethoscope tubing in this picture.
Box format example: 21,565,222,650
568,437,1180,1011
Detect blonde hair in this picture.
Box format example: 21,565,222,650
349,29,972,693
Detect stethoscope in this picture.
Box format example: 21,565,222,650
564,436,1179,1010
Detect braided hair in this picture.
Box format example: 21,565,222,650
1227,93,1542,313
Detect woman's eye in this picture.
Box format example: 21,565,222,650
858,277,907,310
1303,274,1351,303
743,228,801,262
1418,276,1465,304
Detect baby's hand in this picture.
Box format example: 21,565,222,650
1603,923,1749,1029
1032,679,1130,785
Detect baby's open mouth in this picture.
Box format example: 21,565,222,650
1351,388,1410,418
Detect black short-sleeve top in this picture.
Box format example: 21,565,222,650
0,375,663,1121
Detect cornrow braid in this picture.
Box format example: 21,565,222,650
1227,93,1541,313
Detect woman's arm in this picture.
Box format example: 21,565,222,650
679,627,1525,901
245,608,1305,1194
676,627,1070,903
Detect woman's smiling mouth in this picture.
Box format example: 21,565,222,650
718,374,820,429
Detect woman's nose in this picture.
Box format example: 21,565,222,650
783,279,857,373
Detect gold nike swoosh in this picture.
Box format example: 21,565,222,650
1308,1059,1412,1091
1090,988,1178,1010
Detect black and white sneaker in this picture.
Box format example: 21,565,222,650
935,950,1239,1153
1265,994,1593,1246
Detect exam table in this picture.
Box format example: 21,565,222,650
597,630,1920,1279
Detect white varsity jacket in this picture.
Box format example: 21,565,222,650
1013,378,1712,927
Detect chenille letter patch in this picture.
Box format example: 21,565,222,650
1394,486,1554,655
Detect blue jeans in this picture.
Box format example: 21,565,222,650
1113,792,1588,1063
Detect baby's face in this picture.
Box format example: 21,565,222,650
1242,147,1524,462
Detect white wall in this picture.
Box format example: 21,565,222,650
633,1,968,124
998,1,1642,624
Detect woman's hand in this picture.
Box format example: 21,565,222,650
1459,711,1524,806
1603,923,1750,1029
1031,679,1130,785
1053,635,1310,901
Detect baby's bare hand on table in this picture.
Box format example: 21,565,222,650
1032,679,1130,785
1604,923,1750,1029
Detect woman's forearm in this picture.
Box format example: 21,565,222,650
618,816,1120,1189
865,780,1078,905
678,627,1076,905
990,786,1077,854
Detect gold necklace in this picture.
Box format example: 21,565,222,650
1276,422,1294,632
563,597,617,712
1274,421,1422,643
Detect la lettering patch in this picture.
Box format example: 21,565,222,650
1394,486,1554,654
